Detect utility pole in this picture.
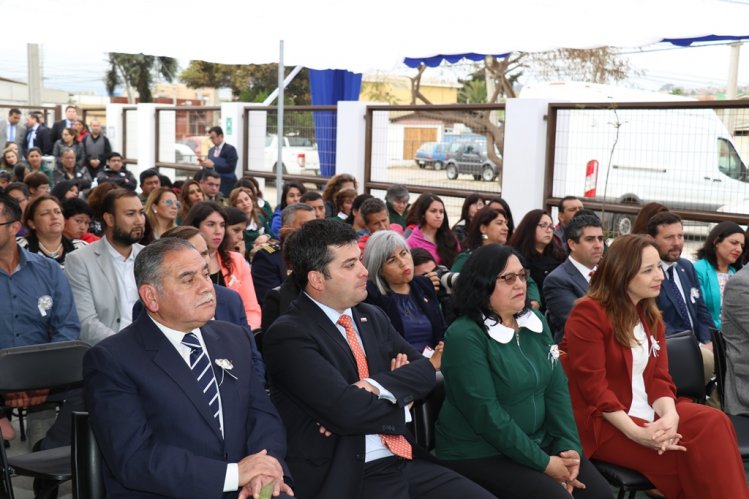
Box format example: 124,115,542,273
727,42,741,100
27,43,42,106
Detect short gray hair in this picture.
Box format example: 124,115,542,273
281,202,314,227
363,230,410,294
385,184,409,203
134,238,195,291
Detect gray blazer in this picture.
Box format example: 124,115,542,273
0,121,26,149
721,265,749,415
64,238,143,345
543,257,590,343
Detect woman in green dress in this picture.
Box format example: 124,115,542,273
435,243,611,499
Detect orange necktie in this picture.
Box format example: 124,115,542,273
337,314,412,459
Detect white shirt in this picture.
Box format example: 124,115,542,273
628,323,655,422
568,255,595,283
103,236,138,331
305,293,410,463
149,316,238,492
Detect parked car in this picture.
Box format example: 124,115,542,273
444,141,499,181
414,141,449,170
263,134,320,175
174,143,198,164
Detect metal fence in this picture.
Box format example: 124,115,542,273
121,107,138,165
544,100,749,242
153,106,221,178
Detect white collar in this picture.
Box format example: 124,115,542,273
568,255,595,283
484,309,543,344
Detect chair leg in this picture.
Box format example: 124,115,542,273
16,410,25,443
627,490,637,499
0,435,15,499
617,488,625,499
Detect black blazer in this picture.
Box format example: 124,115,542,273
264,293,436,499
364,275,445,349
84,313,290,498
25,124,53,155
51,119,72,144
543,258,590,343
657,258,713,343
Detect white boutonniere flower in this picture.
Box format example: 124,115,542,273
649,336,661,358
214,358,238,385
690,287,700,304
548,344,560,367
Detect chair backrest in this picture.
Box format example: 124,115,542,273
410,372,445,451
665,331,705,402
0,341,90,392
71,411,105,499
709,327,727,403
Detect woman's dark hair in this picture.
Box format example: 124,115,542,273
280,181,307,210
50,180,76,202
24,171,50,190
486,196,515,239
345,193,374,225
23,195,62,233
463,207,507,251
453,244,528,328
184,201,233,275
410,247,435,267
408,193,459,268
453,193,485,229
696,221,745,270
509,209,564,261
632,202,668,235
234,175,264,199
12,165,27,182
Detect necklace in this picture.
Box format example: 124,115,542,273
38,240,63,258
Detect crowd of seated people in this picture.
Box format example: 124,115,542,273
1,114,749,498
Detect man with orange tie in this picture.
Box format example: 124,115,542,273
263,220,494,499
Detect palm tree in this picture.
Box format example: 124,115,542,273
105,53,179,103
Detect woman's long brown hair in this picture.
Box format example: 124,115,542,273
588,234,663,347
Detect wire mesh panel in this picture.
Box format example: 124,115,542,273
153,107,220,180
547,102,749,241
122,107,138,163
366,104,505,201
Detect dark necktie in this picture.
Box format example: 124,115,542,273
337,314,412,459
181,332,222,433
665,266,691,326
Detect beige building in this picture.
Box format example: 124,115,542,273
152,83,220,105
360,72,460,104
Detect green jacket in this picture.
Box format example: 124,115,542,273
435,310,582,471
386,201,407,229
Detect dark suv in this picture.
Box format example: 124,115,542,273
444,141,499,181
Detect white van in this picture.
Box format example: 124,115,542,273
520,82,749,234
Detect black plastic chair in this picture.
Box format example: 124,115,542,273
709,327,749,459
71,411,104,499
409,372,444,452
665,330,706,402
0,340,90,498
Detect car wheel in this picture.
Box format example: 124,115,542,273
611,212,635,236
416,160,426,168
446,164,458,180
482,165,497,181
434,161,444,171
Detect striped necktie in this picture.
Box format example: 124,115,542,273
337,314,412,459
181,332,222,433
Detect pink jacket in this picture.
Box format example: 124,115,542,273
406,226,460,266
218,251,261,329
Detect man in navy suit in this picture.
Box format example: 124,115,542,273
648,211,714,382
264,220,493,499
50,105,77,144
543,213,604,342
84,238,292,498
24,111,52,155
198,126,238,196
132,226,266,383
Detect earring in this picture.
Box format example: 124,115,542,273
481,234,489,240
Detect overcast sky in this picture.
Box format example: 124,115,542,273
0,40,748,97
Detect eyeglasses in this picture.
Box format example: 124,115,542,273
537,223,554,231
496,269,529,286
161,199,180,207
0,219,19,227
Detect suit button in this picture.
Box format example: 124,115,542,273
355,453,364,461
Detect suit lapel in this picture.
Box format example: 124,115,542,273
140,317,224,442
564,259,589,295
93,240,122,305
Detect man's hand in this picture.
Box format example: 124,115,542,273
4,389,50,408
424,271,440,292
429,342,444,370
353,379,380,396
237,450,285,491
198,157,215,168
390,353,410,371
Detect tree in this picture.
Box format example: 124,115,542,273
410,48,633,181
105,53,179,103
180,61,311,104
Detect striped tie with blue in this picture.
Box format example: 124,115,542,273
181,332,221,432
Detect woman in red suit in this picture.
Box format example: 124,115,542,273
562,234,748,499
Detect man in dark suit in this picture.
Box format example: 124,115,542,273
50,105,78,144
24,111,52,155
132,226,266,383
264,220,493,499
544,213,604,342
648,211,714,382
198,126,238,196
252,203,315,306
84,238,292,498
